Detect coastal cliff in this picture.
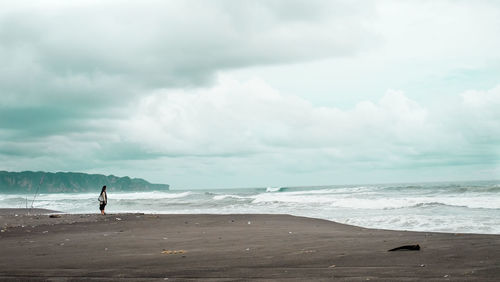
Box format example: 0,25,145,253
0,171,169,193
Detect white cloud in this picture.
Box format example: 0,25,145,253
122,76,433,160
457,85,500,145
120,75,499,168
462,85,500,108
2,75,498,186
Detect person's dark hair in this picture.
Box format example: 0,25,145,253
101,185,107,193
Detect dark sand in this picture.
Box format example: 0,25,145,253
0,208,60,216
1,211,499,281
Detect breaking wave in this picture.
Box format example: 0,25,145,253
1,180,499,234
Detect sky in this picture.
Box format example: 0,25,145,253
1,0,499,189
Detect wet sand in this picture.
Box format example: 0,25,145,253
1,211,499,281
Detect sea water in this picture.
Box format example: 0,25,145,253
1,181,499,234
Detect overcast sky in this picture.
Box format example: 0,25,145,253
1,0,499,189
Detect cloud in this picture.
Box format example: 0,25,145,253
0,0,377,155
119,76,499,172
462,85,500,108
1,1,499,186
0,0,374,104
1,73,498,186
457,85,500,148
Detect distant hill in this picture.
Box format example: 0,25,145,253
0,171,169,193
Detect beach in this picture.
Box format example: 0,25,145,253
1,209,499,281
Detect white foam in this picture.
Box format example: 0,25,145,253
250,191,500,210
265,187,283,192
213,194,249,201
2,182,499,234
338,214,500,234
109,191,194,200
31,191,194,201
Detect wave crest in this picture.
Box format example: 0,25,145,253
266,187,288,192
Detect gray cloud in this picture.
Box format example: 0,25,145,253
1,0,374,97
0,0,375,147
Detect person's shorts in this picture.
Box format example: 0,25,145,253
99,203,106,211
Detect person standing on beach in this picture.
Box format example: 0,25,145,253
98,185,107,215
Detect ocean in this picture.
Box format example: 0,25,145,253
1,181,499,234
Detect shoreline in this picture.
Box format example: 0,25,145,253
1,212,499,280
1,208,497,236
0,208,60,216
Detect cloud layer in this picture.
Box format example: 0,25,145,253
2,74,498,186
1,1,499,187
1,0,373,105
122,76,499,166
